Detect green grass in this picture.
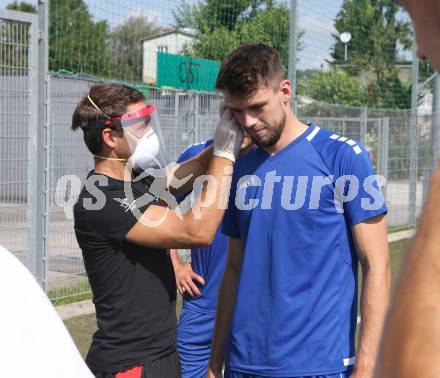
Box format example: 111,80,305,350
50,281,92,306
357,238,410,313
64,314,97,357
387,225,414,234
389,238,410,283
354,238,410,347
64,239,411,358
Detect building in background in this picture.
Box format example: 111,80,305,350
142,29,194,84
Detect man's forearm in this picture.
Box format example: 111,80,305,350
209,269,240,372
170,249,181,268
355,263,391,376
376,170,440,377
182,155,233,246
170,146,213,195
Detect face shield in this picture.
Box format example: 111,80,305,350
103,105,169,170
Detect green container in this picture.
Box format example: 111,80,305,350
157,52,220,92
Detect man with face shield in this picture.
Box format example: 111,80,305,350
71,83,243,378
103,102,169,170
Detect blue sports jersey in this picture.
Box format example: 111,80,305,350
178,308,216,377
177,140,229,314
222,124,388,376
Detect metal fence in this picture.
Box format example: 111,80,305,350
23,76,435,299
297,103,435,229
0,10,38,274
1,8,439,301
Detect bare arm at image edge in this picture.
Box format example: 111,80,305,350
351,215,391,378
207,238,244,378
375,169,440,378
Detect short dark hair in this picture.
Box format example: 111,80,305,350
71,83,145,155
215,44,286,99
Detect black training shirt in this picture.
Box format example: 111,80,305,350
74,171,176,372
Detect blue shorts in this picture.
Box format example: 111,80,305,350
224,368,352,378
177,307,216,378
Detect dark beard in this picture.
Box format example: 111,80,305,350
250,113,286,148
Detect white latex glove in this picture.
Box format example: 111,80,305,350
213,109,244,162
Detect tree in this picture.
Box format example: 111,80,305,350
239,4,292,65
110,15,160,82
306,69,368,107
330,0,412,109
6,1,36,13
5,0,112,77
173,0,268,33
332,0,411,69
49,0,112,76
181,27,242,62
366,74,412,109
174,1,299,67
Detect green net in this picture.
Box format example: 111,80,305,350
3,0,438,300
5,0,293,91
3,0,435,107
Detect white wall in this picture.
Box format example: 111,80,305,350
143,33,194,83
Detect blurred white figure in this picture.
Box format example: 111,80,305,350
0,244,93,378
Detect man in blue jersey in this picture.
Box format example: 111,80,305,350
171,139,229,378
208,44,391,378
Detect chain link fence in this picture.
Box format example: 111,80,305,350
0,9,38,275
1,1,439,301
40,78,435,300
2,62,438,301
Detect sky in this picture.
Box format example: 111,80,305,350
0,0,410,70
296,0,343,70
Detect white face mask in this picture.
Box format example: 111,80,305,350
131,128,161,170
92,107,168,168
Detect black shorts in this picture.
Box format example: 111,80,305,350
91,351,181,378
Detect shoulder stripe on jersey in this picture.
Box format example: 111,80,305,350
353,146,362,155
343,356,355,366
306,126,320,141
328,133,363,155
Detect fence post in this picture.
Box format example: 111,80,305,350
184,90,194,146
174,90,179,118
26,12,39,279
379,117,389,202
288,0,298,113
360,107,367,145
194,92,200,144
409,38,419,228
32,0,50,291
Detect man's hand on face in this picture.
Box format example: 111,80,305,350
218,101,254,158
174,262,205,297
213,108,244,162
